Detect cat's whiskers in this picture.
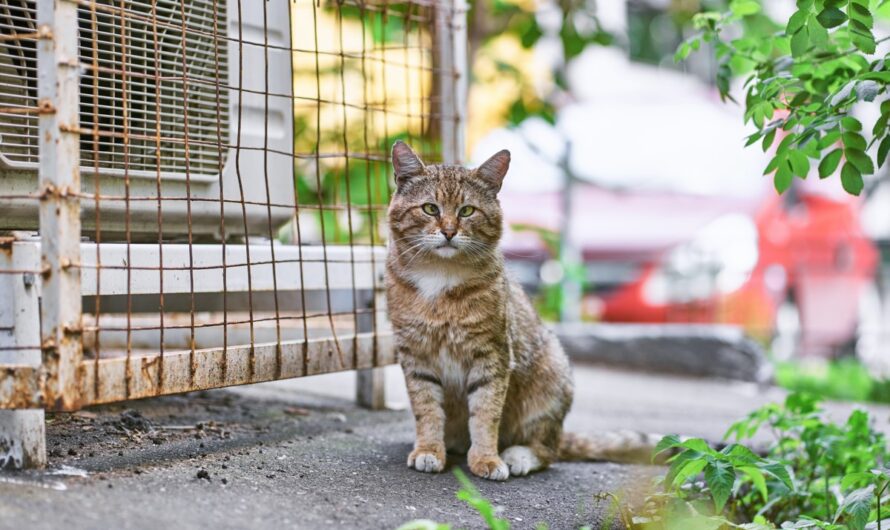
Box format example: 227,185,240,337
394,234,434,255
396,235,442,268
403,245,433,269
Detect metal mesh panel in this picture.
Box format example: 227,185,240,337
0,0,467,411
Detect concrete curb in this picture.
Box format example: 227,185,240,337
552,323,773,384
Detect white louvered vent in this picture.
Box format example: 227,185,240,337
0,0,228,178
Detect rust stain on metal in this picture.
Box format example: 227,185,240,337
0,366,44,410
38,182,57,201
36,24,52,40
36,99,55,114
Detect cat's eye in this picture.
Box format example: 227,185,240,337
421,203,439,216
458,205,475,217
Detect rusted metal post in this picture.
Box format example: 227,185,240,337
437,0,468,165
37,0,83,411
0,239,47,469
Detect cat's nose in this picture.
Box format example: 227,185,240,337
441,228,456,241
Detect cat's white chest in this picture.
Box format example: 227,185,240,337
406,266,469,300
437,346,465,389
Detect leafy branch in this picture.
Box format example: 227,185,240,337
678,0,890,196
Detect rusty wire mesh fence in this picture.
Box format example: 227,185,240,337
0,0,466,411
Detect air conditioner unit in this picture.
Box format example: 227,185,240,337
0,0,295,239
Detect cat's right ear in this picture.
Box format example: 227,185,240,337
392,141,425,190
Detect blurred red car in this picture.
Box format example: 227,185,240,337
500,182,879,358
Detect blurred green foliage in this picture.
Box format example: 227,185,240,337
775,357,890,404
468,0,612,126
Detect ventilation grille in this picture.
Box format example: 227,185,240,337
0,1,38,167
0,0,229,178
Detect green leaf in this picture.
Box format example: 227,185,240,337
841,471,875,490
819,148,843,178
841,162,864,195
841,116,863,132
851,29,876,54
789,149,811,177
850,2,874,27
679,438,715,455
669,455,709,488
859,71,890,83
761,462,794,489
842,132,867,151
738,466,768,503
790,25,809,57
816,7,847,28
819,130,841,149
721,443,761,465
776,133,797,155
873,113,889,138
878,136,890,167
653,434,682,459
675,41,693,62
704,461,735,512
730,0,761,17
835,485,874,530
846,148,875,174
808,15,828,45
746,131,763,147
764,154,781,176
775,160,794,193
762,129,777,152
787,9,808,34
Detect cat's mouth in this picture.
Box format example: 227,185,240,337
433,243,459,258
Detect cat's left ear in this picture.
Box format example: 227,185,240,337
475,149,510,193
392,141,426,190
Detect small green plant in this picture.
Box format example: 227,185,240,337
634,393,890,529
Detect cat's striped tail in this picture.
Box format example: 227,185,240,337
558,431,666,464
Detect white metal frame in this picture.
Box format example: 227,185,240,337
0,240,45,469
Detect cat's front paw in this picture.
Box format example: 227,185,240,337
501,445,543,476
407,445,446,473
468,453,509,481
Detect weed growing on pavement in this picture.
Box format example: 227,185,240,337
635,392,889,529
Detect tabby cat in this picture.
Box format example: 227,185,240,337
386,141,653,480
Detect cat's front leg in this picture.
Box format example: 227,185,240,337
466,360,510,481
401,356,447,473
